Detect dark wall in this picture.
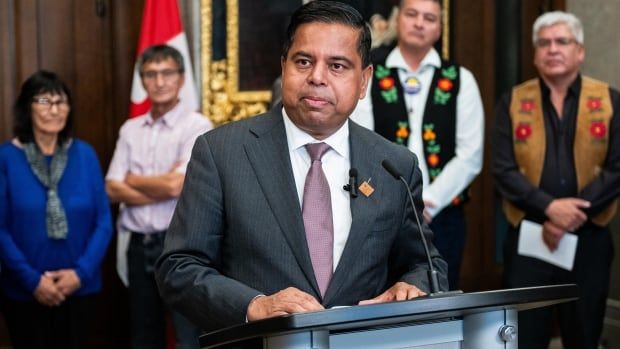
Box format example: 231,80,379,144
0,0,144,166
450,0,499,291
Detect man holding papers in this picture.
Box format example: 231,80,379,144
492,11,620,349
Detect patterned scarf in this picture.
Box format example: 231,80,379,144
23,141,70,239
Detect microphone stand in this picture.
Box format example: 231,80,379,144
382,160,462,297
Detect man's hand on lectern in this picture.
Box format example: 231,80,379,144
358,282,426,305
247,287,324,321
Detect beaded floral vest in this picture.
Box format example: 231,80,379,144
371,59,467,205
504,76,617,226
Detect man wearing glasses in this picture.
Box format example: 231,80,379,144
106,45,212,349
493,11,620,349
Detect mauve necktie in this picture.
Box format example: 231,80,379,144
302,142,334,297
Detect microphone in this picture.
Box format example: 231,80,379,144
381,159,442,295
343,168,358,198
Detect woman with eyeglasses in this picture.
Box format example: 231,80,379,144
0,70,113,349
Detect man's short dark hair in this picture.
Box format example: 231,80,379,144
13,70,74,145
139,44,185,74
399,0,443,9
282,1,372,68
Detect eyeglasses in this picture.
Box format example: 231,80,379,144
534,37,579,48
32,97,70,112
141,69,181,82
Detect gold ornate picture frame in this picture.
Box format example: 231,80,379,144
201,0,450,125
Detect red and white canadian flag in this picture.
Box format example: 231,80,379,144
129,0,199,117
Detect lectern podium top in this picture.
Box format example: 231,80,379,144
200,284,578,348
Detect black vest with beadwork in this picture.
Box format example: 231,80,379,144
371,58,467,205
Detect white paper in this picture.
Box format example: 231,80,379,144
517,220,578,271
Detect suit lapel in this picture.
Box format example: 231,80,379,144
324,122,384,304
243,112,320,296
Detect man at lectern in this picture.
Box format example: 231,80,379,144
156,1,448,332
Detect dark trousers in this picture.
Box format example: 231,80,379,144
503,223,613,349
128,231,201,349
0,294,93,349
430,205,466,290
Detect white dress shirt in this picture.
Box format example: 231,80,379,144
351,47,484,217
282,109,352,270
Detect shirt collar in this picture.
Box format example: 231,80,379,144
539,74,582,99
143,100,185,128
385,47,441,73
282,107,350,160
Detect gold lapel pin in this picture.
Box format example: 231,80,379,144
358,177,374,197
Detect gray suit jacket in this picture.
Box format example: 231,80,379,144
155,109,448,332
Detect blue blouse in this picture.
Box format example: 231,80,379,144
0,139,113,301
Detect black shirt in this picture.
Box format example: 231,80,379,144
492,75,620,223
